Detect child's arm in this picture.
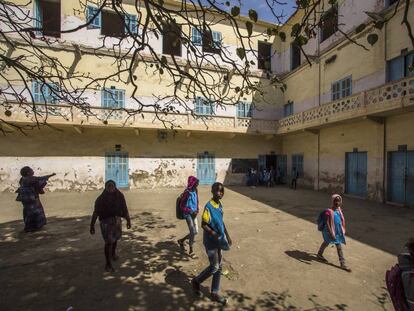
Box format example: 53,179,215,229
120,194,131,228
202,221,219,240
90,211,98,234
224,224,232,246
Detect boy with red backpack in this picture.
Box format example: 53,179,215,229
177,176,199,256
386,239,414,311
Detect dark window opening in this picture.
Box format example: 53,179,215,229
202,30,221,54
320,5,338,42
387,51,414,82
291,42,301,70
101,10,125,37
38,0,61,38
162,22,182,56
387,0,399,7
258,41,272,71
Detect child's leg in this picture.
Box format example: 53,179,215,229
335,244,351,271
112,241,118,260
211,249,222,294
104,242,114,271
317,241,329,256
193,248,220,284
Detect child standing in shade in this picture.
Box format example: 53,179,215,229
192,182,232,305
178,176,199,256
317,194,351,272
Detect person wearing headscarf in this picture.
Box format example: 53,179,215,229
177,176,199,256
16,166,55,232
317,194,351,272
90,180,131,272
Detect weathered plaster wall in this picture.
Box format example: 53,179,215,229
281,132,318,189
319,121,385,201
0,127,281,192
386,112,414,151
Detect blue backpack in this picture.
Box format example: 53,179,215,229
317,210,327,231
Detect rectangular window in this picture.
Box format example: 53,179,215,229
162,22,182,56
387,52,414,81
283,101,294,117
292,154,304,177
101,10,125,37
35,0,61,38
331,76,352,101
101,88,125,108
202,30,221,54
258,41,272,71
32,81,59,104
237,102,253,118
320,5,338,42
195,97,215,115
291,42,301,70
191,27,202,45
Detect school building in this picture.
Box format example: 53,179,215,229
0,0,413,206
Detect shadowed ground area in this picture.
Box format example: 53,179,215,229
0,186,406,310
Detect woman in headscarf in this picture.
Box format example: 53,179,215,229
90,180,131,272
16,166,55,232
317,194,351,272
177,176,199,256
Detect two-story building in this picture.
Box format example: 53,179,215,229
1,0,413,206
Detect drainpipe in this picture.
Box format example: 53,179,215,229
317,15,322,191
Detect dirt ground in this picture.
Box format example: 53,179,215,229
1,185,413,311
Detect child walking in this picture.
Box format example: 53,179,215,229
192,182,232,305
178,176,199,256
317,194,351,272
90,180,131,272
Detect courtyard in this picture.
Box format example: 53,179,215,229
1,186,412,311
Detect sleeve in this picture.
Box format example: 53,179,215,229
119,193,129,218
202,206,211,224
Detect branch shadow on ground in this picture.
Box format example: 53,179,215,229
227,186,414,255
0,212,348,311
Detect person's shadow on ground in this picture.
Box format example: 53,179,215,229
285,250,343,271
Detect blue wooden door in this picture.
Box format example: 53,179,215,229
276,155,287,184
346,152,367,197
389,151,414,206
406,151,414,206
105,152,129,188
388,151,406,204
197,153,216,185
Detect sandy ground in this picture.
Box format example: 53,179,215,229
1,185,413,311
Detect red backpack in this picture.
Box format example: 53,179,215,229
386,264,409,311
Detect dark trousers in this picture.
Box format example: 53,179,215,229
318,241,345,265
291,178,297,189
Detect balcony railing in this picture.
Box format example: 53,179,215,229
276,76,414,134
0,102,278,135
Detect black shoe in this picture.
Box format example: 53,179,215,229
317,254,328,263
191,279,202,297
340,264,352,272
211,293,228,305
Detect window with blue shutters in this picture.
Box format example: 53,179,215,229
331,76,352,101
292,154,304,177
195,97,215,115
237,102,252,118
212,31,222,49
202,30,221,54
102,88,125,108
87,5,101,29
283,101,294,117
387,51,414,82
125,14,138,34
191,28,202,45
32,81,59,104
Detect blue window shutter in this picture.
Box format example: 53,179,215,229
212,31,222,48
32,81,41,103
87,6,101,28
125,14,137,34
191,28,202,45
388,56,404,82
405,53,414,77
34,0,42,35
195,97,200,114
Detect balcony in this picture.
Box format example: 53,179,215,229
276,77,414,134
0,102,278,135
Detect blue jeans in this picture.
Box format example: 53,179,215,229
182,214,198,248
194,248,222,293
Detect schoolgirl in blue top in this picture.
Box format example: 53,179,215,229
192,182,232,305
